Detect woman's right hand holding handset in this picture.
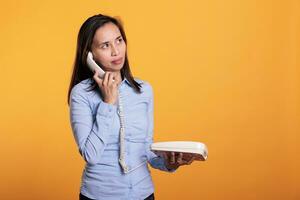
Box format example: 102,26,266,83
93,70,119,105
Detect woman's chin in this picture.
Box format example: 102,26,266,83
107,64,124,72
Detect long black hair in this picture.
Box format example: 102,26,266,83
67,14,142,105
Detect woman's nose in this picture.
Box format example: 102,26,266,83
111,45,119,56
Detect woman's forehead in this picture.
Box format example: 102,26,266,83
93,23,121,44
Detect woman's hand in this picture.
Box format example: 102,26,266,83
162,152,197,171
93,70,119,105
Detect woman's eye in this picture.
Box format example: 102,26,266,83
101,44,109,49
117,38,123,43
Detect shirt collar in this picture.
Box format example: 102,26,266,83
121,77,131,87
87,76,131,86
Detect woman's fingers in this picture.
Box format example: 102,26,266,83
187,156,195,165
108,72,117,87
161,151,198,169
160,152,198,169
177,152,183,163
97,71,116,87
107,72,113,85
170,152,175,164
103,71,109,86
93,71,119,105
175,152,195,165
93,70,103,85
162,152,168,161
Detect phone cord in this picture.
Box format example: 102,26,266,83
117,93,130,173
117,92,148,174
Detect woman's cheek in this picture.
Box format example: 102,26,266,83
99,55,110,67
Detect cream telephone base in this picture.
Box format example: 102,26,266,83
151,141,208,161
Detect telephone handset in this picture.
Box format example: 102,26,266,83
87,51,105,79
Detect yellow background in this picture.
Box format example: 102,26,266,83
0,0,299,199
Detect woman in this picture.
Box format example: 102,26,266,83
67,14,196,200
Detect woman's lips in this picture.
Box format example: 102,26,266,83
111,58,123,64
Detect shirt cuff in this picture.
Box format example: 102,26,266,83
162,160,177,173
150,156,177,173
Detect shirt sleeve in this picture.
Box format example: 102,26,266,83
69,85,117,165
144,83,177,173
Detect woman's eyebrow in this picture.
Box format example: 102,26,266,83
99,35,122,45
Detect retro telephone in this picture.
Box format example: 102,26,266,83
151,141,208,161
87,51,106,79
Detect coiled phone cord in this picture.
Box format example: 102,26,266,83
117,92,147,174
117,93,129,173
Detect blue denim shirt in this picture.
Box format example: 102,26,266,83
69,77,176,200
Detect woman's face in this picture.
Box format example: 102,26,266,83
91,22,126,72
